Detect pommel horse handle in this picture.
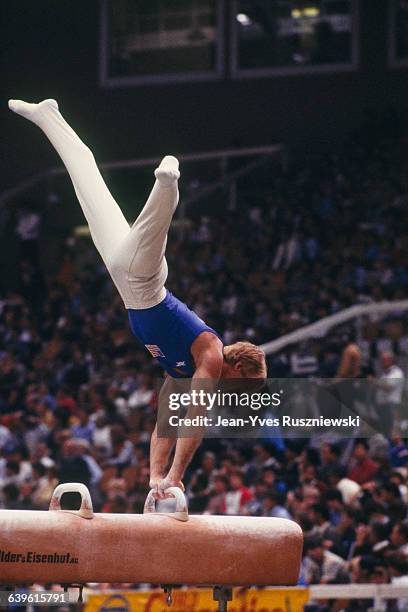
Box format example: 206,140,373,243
49,483,94,519
144,487,189,522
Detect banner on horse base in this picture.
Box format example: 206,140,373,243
85,588,309,612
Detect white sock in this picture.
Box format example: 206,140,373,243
8,99,58,125
154,155,180,187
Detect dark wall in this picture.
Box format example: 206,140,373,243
2,0,408,192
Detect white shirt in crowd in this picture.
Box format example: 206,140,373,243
377,365,405,405
337,477,361,504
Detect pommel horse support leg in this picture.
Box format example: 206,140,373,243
0,484,303,610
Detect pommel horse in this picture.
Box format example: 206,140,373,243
0,483,303,611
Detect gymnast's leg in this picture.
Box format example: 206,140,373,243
8,99,129,264
8,99,180,309
110,154,180,308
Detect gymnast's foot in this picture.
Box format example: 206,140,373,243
8,98,58,124
155,155,180,187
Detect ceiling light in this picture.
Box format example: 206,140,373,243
304,7,320,17
236,13,252,26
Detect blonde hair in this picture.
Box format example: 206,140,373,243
223,341,267,378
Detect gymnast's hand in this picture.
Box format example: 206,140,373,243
149,476,185,499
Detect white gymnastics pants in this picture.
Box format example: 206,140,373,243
11,100,180,309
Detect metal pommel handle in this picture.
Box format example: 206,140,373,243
144,486,189,522
49,483,94,519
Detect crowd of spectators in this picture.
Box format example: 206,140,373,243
0,121,407,608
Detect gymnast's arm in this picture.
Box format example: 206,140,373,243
336,343,361,379
162,333,224,489
149,376,178,492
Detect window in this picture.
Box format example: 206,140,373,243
100,0,224,86
231,0,359,77
389,0,408,67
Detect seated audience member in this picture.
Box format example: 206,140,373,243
261,490,292,520
302,534,350,584
348,440,379,485
222,470,253,515
391,521,408,556
205,475,229,515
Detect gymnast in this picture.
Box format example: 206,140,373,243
8,99,267,498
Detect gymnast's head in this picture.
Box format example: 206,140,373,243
221,341,267,379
